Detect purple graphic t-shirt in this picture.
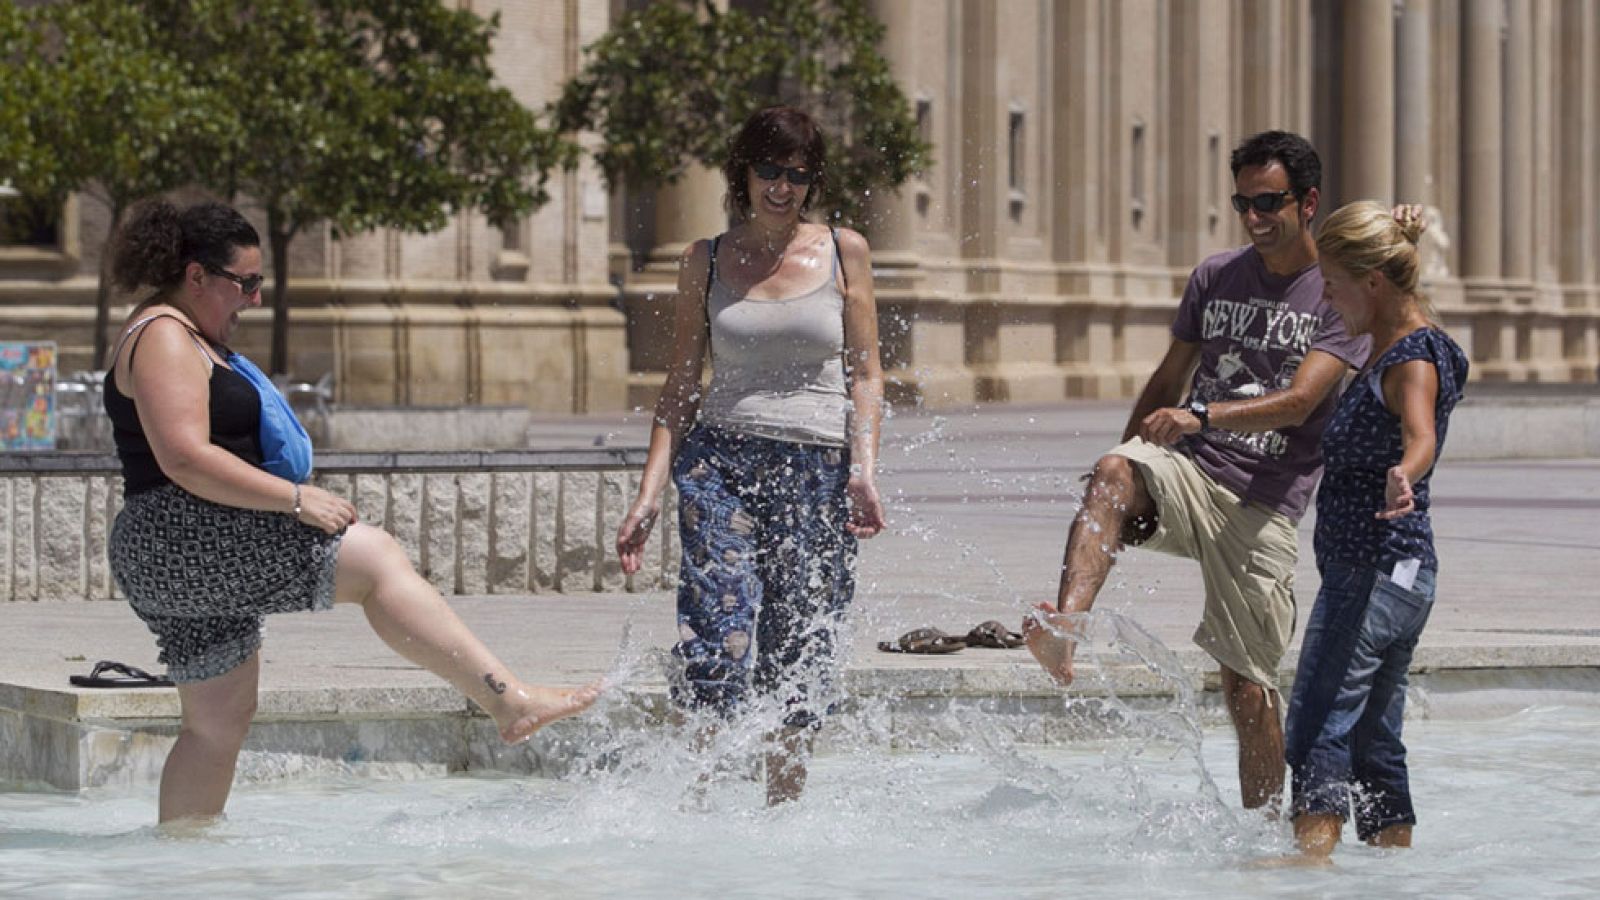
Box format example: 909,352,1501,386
1170,245,1370,521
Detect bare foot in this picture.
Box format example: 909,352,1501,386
155,814,227,838
496,679,602,744
1246,852,1333,870
1022,603,1081,686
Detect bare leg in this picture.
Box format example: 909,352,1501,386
1222,666,1285,811
334,523,598,742
1368,823,1412,848
159,653,260,826
765,727,811,806
1024,454,1157,684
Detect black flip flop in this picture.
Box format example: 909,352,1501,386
877,627,966,654
69,660,175,688
964,620,1026,649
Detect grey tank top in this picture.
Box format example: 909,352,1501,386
698,230,851,447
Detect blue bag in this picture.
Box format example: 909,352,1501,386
226,351,313,483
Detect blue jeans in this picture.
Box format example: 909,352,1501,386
670,426,857,730
1285,560,1436,840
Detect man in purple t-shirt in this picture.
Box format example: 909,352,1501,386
1024,131,1370,811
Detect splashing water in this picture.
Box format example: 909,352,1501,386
7,660,1598,896
9,410,1593,895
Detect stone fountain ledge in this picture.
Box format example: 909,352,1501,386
6,642,1600,793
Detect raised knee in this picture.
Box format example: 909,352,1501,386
1091,454,1135,491
344,524,416,591
366,525,411,568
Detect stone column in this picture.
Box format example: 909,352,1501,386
1237,0,1285,135
1502,0,1534,281
1531,0,1556,284
862,0,968,407
1341,0,1396,203
864,0,918,260
617,168,727,407
647,167,727,270
1395,0,1433,206
620,0,730,406
1461,0,1504,280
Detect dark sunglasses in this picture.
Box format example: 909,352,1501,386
206,265,264,296
1230,190,1295,214
751,160,817,186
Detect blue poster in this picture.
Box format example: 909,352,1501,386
0,341,56,450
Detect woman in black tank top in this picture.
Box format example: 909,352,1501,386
104,200,599,826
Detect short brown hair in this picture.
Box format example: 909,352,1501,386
722,106,828,218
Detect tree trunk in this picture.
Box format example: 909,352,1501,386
90,201,126,371
267,206,295,376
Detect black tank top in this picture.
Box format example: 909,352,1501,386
103,314,263,495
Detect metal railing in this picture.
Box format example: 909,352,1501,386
271,371,334,444
54,370,110,451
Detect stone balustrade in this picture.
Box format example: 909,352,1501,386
0,449,675,601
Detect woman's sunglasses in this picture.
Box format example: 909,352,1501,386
751,161,817,186
206,265,264,296
1229,190,1295,214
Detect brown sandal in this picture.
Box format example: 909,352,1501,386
964,620,1026,649
877,627,966,654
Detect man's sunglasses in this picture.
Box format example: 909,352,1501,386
206,265,264,296
751,161,817,186
1230,190,1295,214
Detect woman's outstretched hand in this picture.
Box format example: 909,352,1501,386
616,501,659,575
846,474,887,539
297,483,357,534
1376,465,1416,520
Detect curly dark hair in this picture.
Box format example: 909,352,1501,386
1229,130,1322,200
111,200,260,294
722,106,828,219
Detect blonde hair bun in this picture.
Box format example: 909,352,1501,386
1392,204,1427,245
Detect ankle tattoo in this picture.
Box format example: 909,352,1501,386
483,672,507,695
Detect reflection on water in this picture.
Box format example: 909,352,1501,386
4,703,1598,898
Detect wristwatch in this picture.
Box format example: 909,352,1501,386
1185,399,1211,431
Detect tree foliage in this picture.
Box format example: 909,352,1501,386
0,2,47,198
4,0,571,375
554,0,930,230
157,0,577,373
0,0,232,367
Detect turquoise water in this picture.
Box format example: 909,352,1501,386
3,705,1598,899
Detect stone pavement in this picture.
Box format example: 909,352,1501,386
3,399,1599,787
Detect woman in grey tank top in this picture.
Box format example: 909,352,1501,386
616,106,887,805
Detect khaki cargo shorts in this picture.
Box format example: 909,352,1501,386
1108,438,1298,690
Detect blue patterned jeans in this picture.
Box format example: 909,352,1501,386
670,425,857,730
1285,560,1436,840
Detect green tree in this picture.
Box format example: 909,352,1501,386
0,2,42,197
165,0,575,374
553,0,930,230
0,0,231,369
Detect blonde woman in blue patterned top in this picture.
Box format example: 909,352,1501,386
1283,201,1468,862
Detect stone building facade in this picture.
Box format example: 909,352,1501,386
3,0,1597,416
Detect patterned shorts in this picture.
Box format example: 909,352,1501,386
108,483,343,683
671,426,857,730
